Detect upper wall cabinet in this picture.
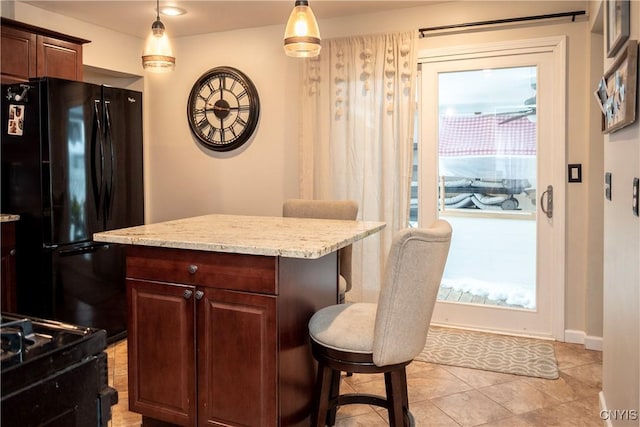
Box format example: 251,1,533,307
1,18,90,84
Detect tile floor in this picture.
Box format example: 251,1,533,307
106,338,603,427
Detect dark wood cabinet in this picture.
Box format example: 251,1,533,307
197,288,277,426
1,221,18,312
125,246,334,426
0,25,36,84
127,279,196,426
1,18,89,83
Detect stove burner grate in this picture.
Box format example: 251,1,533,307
1,318,52,363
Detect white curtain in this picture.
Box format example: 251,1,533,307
299,31,417,302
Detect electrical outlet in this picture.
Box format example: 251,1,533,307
605,172,612,200
633,178,639,217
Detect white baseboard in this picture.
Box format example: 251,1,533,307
600,391,612,427
564,329,603,351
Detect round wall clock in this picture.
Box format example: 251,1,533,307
187,66,260,152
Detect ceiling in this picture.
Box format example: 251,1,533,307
22,1,431,39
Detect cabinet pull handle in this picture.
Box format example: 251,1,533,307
188,264,198,274
195,291,204,300
183,290,193,299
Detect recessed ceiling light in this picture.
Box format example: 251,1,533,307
160,6,186,16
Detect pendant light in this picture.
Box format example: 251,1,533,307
283,0,321,58
142,0,175,72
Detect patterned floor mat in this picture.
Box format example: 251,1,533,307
415,326,559,379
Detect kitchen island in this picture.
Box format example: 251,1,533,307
94,214,385,427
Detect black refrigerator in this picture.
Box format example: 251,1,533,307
1,77,144,342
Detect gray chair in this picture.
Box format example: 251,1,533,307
283,199,359,304
308,220,452,427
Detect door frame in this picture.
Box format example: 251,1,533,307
417,36,566,340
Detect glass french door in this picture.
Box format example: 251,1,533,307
417,39,566,339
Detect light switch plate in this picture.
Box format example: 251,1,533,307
568,164,582,183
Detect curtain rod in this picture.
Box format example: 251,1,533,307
419,10,586,37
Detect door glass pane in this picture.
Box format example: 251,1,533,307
436,67,537,310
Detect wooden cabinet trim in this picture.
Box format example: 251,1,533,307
1,17,90,45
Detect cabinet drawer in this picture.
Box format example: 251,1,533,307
126,246,277,294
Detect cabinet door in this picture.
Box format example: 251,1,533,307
1,26,36,83
198,288,277,426
36,35,83,81
127,279,196,426
1,222,17,312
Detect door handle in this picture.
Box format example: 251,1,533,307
540,185,553,219
104,100,115,220
90,100,104,217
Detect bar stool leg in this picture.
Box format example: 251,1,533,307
326,369,341,426
313,363,333,427
385,368,409,427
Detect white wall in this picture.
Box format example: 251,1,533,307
600,0,640,420
143,25,301,221
4,0,608,350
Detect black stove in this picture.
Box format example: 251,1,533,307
1,313,118,427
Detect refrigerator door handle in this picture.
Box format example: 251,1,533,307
91,100,106,220
104,100,115,220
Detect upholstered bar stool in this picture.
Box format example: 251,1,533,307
283,199,359,303
308,221,452,427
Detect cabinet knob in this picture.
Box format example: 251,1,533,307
183,290,193,299
9,249,16,256
195,290,204,300
188,264,198,274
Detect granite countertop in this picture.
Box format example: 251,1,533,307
0,214,20,223
93,214,386,259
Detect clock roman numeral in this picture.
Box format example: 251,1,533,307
196,115,208,127
237,90,247,100
235,116,248,127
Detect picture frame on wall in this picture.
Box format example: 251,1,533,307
606,0,630,58
597,40,637,134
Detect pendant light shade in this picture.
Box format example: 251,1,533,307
283,0,321,58
142,0,175,72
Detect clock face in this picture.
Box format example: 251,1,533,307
187,66,260,152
